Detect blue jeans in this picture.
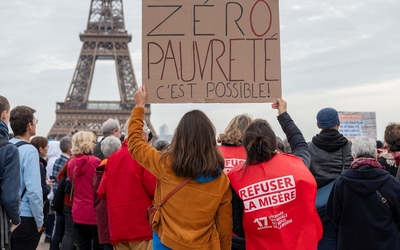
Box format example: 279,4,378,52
318,220,337,250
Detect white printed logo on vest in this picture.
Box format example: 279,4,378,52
253,217,272,230
224,158,245,173
239,175,296,212
253,211,293,230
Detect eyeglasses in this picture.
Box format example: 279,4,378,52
32,118,38,124
143,128,150,135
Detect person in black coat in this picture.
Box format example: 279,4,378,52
327,136,400,250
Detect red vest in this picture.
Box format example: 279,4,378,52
218,145,246,174
228,153,322,250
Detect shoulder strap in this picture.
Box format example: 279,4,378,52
20,188,27,200
15,140,30,199
15,140,30,148
375,190,391,209
341,143,348,171
70,165,76,198
156,179,190,209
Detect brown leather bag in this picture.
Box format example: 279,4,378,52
146,206,158,226
147,179,190,228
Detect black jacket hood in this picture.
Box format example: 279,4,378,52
341,166,390,197
312,129,348,152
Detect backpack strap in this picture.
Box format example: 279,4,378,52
15,140,30,199
20,188,27,200
341,143,348,171
15,140,30,148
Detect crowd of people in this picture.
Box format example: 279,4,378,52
1,91,400,250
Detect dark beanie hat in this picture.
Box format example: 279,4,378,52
316,108,339,129
376,140,384,149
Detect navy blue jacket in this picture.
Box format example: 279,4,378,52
0,120,21,224
327,165,400,250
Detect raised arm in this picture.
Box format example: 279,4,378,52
272,98,311,167
128,85,164,178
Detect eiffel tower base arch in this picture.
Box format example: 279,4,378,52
48,103,154,140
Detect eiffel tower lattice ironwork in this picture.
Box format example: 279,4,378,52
48,0,154,140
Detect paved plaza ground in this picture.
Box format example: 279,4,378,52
36,233,48,250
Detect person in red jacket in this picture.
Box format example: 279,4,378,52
93,135,121,250
67,131,101,250
97,118,157,250
228,98,322,250
218,114,252,174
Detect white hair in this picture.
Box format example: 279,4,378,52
101,118,120,136
101,135,121,158
351,137,377,159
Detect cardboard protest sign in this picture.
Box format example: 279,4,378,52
338,112,377,140
142,0,281,103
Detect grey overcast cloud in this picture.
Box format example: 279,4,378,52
0,1,399,141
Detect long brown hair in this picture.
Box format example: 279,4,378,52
161,110,224,179
243,119,277,171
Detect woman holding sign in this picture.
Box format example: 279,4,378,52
228,98,322,250
128,86,232,250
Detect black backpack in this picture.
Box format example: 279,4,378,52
0,139,14,249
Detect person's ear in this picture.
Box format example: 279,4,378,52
0,110,5,120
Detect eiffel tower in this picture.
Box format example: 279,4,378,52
48,0,154,140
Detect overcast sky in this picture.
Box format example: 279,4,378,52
1,0,399,141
